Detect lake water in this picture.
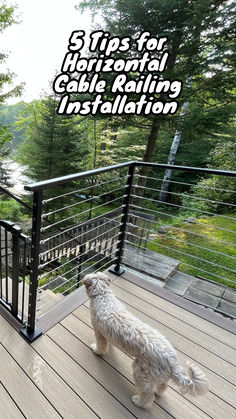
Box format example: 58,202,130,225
3,159,31,195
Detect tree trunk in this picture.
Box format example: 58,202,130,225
88,120,97,219
159,130,182,202
134,118,160,206
159,81,191,202
134,29,183,204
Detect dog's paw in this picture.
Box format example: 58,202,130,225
132,395,142,408
132,395,152,409
91,343,101,355
155,383,168,396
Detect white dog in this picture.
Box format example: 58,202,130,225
83,272,209,409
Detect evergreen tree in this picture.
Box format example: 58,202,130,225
0,1,23,186
0,101,26,151
17,95,85,182
16,94,88,223
78,0,235,186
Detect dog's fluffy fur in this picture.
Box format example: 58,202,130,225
83,272,209,409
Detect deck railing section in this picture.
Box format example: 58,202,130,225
21,163,135,339
122,166,236,292
0,220,30,324
18,161,236,340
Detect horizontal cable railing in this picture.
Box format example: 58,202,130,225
39,218,121,262
124,167,235,291
132,194,236,223
38,232,121,283
126,219,236,260
125,237,235,285
136,174,236,194
39,207,123,245
21,165,133,336
134,183,236,208
127,212,236,249
19,161,235,340
41,195,124,232
42,175,128,204
130,203,236,238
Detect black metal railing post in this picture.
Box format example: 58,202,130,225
21,190,42,341
109,163,135,275
11,224,22,317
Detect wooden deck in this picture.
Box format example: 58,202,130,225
0,270,236,418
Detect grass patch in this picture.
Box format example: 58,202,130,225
147,213,236,289
0,199,29,222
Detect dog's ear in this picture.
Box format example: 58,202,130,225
104,275,111,286
82,274,93,287
97,272,111,286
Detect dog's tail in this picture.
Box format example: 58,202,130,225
171,361,208,396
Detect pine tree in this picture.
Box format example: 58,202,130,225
0,1,23,187
16,93,88,225
17,95,85,182
78,0,235,186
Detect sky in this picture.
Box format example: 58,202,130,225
0,0,94,104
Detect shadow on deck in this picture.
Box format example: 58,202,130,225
0,269,235,418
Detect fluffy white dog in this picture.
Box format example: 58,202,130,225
83,272,209,409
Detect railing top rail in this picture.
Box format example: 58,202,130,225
24,161,236,192
0,220,30,241
134,161,236,177
24,161,135,191
0,185,31,210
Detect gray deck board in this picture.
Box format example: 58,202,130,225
0,382,24,419
124,245,179,281
74,305,236,418
0,270,235,418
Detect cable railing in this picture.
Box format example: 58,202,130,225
132,194,236,223
2,160,233,341
134,183,236,208
125,165,235,291
39,217,121,263
126,218,236,261
136,174,236,194
19,163,134,340
127,212,236,249
130,203,236,237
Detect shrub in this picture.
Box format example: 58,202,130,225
181,141,236,215
0,199,26,222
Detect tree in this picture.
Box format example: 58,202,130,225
78,0,235,191
16,93,88,225
181,140,236,214
0,101,26,151
0,1,23,186
16,95,86,183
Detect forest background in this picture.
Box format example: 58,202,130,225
0,0,235,287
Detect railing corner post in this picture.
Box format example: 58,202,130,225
22,190,43,342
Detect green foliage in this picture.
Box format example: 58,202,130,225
0,2,23,105
209,140,236,171
181,141,236,214
79,117,149,168
0,102,27,151
15,95,90,221
0,1,24,186
0,198,26,222
147,213,236,288
77,0,235,181
16,95,86,182
0,1,16,30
